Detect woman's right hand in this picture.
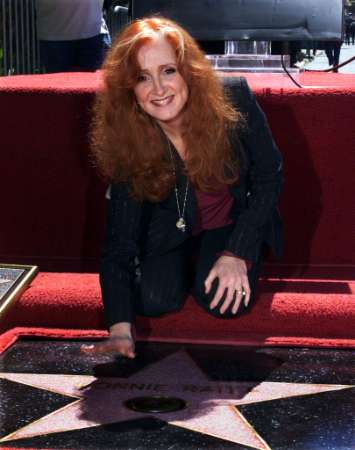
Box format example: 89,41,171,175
80,322,135,359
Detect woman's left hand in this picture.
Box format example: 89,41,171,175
205,255,250,314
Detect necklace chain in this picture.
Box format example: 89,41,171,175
166,139,189,232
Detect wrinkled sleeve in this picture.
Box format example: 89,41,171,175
100,183,142,327
225,77,283,262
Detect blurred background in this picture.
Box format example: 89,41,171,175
0,0,354,76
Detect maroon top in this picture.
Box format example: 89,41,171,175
192,184,234,235
193,185,251,267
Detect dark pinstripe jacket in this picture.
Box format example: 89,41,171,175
100,77,283,324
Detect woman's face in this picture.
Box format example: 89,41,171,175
133,37,189,132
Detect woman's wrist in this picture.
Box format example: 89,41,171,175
219,251,252,269
109,322,132,336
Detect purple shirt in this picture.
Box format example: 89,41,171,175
193,184,234,235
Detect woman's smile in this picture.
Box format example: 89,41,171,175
151,95,174,106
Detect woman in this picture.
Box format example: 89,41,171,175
82,17,283,358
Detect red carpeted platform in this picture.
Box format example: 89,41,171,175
0,71,354,274
0,72,354,349
1,272,354,351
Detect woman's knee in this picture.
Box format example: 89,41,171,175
134,285,186,317
134,246,190,317
193,260,261,318
194,280,257,318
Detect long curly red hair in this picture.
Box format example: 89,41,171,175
91,16,244,202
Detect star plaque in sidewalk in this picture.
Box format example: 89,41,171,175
1,350,352,449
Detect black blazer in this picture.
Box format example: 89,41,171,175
100,77,283,323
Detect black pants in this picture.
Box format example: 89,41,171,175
324,42,342,69
134,224,262,319
39,33,110,73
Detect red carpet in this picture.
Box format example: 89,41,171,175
0,72,354,273
1,272,354,352
0,72,354,352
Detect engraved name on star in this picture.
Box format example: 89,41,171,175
0,350,353,450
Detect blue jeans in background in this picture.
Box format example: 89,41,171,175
40,33,111,73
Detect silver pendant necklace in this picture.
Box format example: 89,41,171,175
166,139,189,232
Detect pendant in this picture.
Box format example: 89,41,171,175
176,217,186,232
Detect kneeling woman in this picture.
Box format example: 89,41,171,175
82,17,283,358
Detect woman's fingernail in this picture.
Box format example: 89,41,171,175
81,345,94,350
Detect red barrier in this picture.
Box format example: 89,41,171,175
0,71,354,277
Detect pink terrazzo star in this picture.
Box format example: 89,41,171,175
0,350,352,449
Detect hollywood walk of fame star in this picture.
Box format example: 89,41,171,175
0,350,353,449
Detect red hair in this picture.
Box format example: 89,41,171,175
91,16,244,202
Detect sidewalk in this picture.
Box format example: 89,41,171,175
303,43,355,74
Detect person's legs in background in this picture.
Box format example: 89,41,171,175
324,42,334,67
39,40,76,73
345,25,351,45
305,41,311,58
351,24,355,45
75,33,111,71
312,41,318,56
332,42,342,72
288,41,301,67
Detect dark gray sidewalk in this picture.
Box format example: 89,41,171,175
1,339,354,450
